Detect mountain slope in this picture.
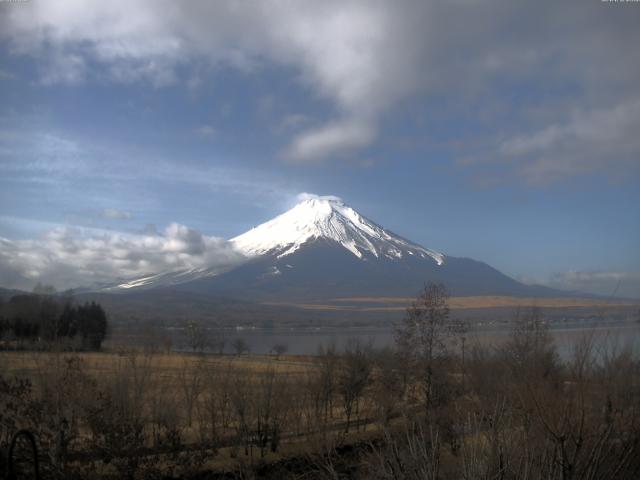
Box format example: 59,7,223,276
231,196,444,264
103,195,566,300
175,196,561,300
176,237,560,300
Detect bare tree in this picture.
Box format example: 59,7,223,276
230,373,253,457
232,337,249,356
313,343,339,432
184,320,208,353
395,282,455,411
271,343,288,359
370,347,406,425
253,368,290,457
179,358,205,427
503,306,559,381
338,339,372,433
86,351,157,479
198,361,234,449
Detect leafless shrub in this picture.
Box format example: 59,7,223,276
369,348,406,427
338,339,372,434
254,368,289,457
310,343,339,433
198,360,234,450
366,421,441,480
179,357,205,427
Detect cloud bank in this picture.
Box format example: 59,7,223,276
2,0,407,163
2,0,637,178
0,224,246,291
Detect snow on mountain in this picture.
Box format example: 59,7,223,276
91,195,569,300
231,196,444,265
101,195,445,292
102,267,221,292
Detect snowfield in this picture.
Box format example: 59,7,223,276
107,196,444,291
231,197,444,264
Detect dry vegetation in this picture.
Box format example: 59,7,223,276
1,284,640,479
266,295,640,312
336,295,640,308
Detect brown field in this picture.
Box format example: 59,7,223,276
0,349,314,379
0,348,381,477
265,295,640,312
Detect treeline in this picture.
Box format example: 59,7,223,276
0,294,108,350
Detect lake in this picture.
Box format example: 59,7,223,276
110,319,640,359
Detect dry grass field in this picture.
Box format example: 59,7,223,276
265,295,640,312
0,348,384,478
2,308,640,479
6,295,634,472
0,349,314,380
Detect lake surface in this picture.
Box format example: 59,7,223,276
111,320,640,359
220,322,640,358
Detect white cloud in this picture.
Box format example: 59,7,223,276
1,0,639,171
0,1,421,163
498,101,640,184
296,192,343,203
0,223,247,290
0,128,291,206
284,119,375,163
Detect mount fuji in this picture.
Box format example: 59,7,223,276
103,195,559,300
232,196,444,264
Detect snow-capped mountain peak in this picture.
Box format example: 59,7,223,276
101,195,444,292
231,196,444,265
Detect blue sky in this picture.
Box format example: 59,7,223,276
0,0,639,297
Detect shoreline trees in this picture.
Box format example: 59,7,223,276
0,294,108,350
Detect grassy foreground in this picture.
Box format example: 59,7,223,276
2,313,640,479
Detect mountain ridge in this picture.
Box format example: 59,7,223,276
96,195,572,301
